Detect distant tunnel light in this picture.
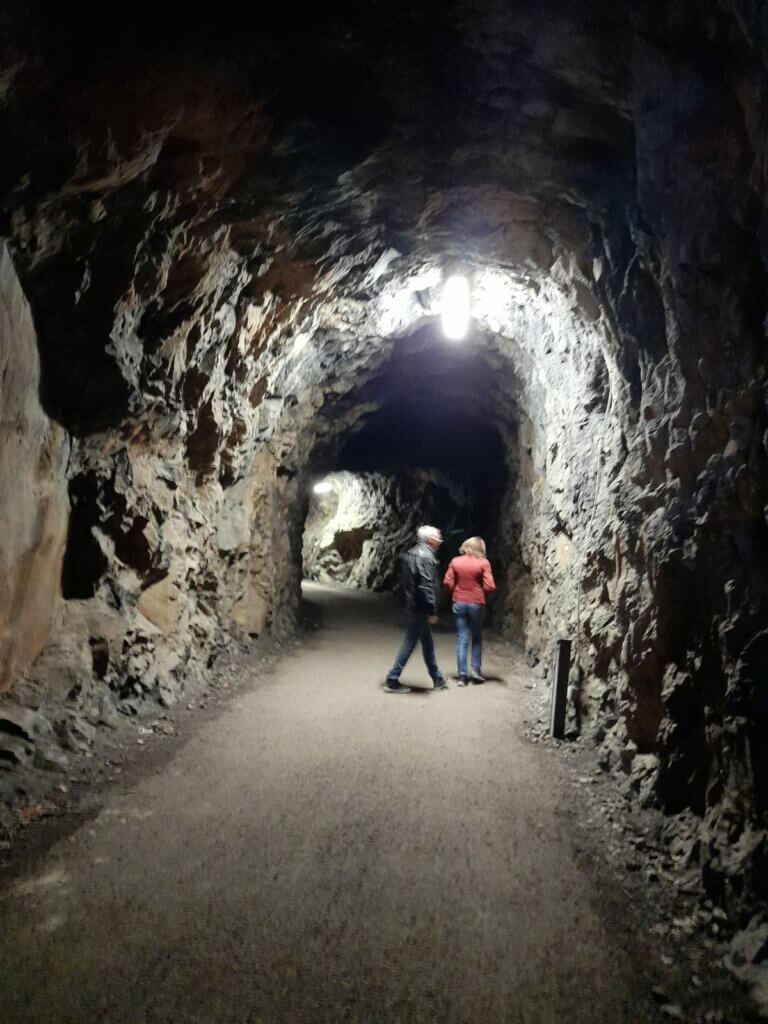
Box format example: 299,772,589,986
441,275,471,340
313,480,333,495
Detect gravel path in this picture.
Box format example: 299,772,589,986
0,584,657,1023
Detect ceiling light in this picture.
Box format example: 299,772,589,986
441,275,471,340
313,480,333,494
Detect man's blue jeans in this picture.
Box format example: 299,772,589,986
453,602,484,677
387,610,443,683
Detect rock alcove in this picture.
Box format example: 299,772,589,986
0,0,767,921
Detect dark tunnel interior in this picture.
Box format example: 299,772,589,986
337,326,508,490
1,4,768,1015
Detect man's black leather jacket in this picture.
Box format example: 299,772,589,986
401,542,439,614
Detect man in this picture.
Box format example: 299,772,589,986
384,525,448,693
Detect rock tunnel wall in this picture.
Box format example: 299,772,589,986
474,277,609,663
576,44,768,908
0,0,767,911
0,242,69,700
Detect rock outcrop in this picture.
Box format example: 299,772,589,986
303,470,475,591
0,242,68,702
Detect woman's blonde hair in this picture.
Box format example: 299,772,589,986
459,536,486,557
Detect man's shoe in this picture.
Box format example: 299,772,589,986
384,681,411,694
433,678,449,691
457,677,468,687
469,669,485,684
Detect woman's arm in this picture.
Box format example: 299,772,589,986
443,561,456,592
482,560,496,593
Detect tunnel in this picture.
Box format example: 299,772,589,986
1,1,768,1019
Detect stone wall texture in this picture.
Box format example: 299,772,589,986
0,241,68,697
303,471,476,592
0,0,766,912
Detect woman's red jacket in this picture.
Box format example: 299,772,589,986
443,555,496,605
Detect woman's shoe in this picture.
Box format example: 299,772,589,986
469,669,485,683
457,677,468,687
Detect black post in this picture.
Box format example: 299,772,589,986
549,638,571,740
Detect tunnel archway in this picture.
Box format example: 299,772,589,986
300,322,511,601
290,260,612,653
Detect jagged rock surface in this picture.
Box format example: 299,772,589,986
0,0,766,913
303,471,475,590
0,243,68,704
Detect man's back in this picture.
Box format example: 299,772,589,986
385,525,446,692
402,542,438,612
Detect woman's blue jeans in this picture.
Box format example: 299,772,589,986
453,602,484,677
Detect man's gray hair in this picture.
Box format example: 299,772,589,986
417,525,442,544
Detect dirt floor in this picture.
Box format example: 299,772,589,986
0,584,751,1023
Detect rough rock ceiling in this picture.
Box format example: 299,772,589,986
0,0,637,442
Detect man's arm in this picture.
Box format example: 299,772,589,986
416,556,438,614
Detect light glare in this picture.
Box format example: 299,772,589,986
475,270,508,332
441,275,471,340
313,481,333,495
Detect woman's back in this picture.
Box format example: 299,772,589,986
444,555,495,604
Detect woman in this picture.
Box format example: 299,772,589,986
442,537,496,686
